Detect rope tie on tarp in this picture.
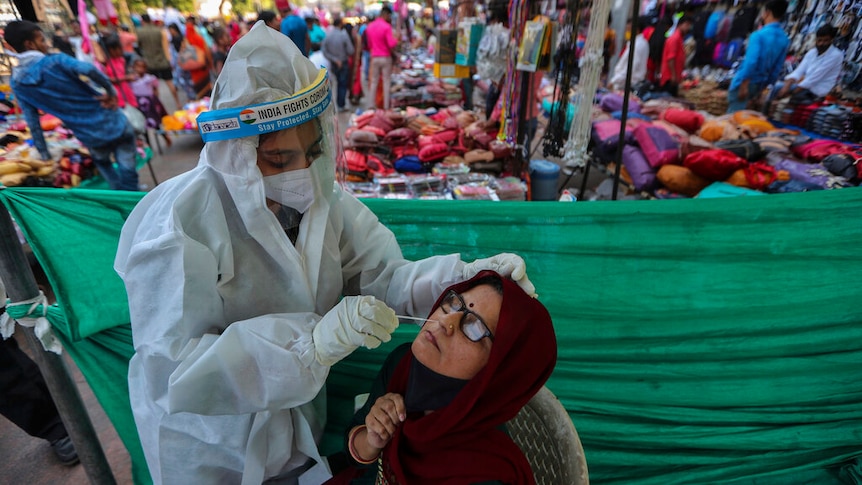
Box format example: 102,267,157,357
0,291,62,354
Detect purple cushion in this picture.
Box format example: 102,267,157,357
600,93,641,113
772,159,850,189
622,145,657,191
634,124,681,168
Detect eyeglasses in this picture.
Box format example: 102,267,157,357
439,290,494,342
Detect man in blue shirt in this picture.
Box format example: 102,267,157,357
5,20,138,190
727,0,790,113
278,0,310,56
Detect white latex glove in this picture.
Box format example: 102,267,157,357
463,253,537,298
312,296,399,366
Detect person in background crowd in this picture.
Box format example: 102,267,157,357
483,71,543,158
647,18,670,84
610,16,651,92
321,17,355,112
51,24,75,57
279,0,310,56
475,4,509,119
118,24,137,56
5,20,139,190
198,20,215,47
67,22,92,63
366,5,399,109
227,19,242,44
358,17,371,83
167,22,195,102
0,278,79,467
137,14,181,110
347,21,364,106
183,17,213,100
659,15,693,96
307,16,326,53
210,26,232,76
130,57,171,147
772,24,843,104
602,13,616,80
98,34,137,109
258,10,280,31
726,0,789,113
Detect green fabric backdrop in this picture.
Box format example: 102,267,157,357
2,187,861,485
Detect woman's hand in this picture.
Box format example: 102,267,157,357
365,392,406,449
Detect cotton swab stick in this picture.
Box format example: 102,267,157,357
395,315,439,325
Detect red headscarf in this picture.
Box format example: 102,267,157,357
381,271,557,484
185,19,207,52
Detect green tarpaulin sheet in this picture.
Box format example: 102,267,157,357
2,187,861,485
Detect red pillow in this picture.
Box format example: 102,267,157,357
419,143,452,163
432,129,459,145
369,111,395,132
349,130,378,145
489,140,513,160
418,135,437,149
366,154,395,177
683,149,748,181
391,144,419,159
660,108,705,134
353,110,375,128
442,117,461,130
471,132,494,149
362,125,387,138
343,150,367,174
384,127,418,145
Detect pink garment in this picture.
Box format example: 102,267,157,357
365,17,397,57
119,31,137,54
77,0,92,54
92,0,117,25
99,57,138,108
130,73,158,98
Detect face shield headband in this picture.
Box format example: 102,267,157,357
196,68,331,142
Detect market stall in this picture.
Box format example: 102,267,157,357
0,112,156,188
151,98,209,155
340,105,528,200
577,94,861,198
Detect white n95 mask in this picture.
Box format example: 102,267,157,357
263,168,315,213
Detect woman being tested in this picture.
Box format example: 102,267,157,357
114,22,535,484
331,270,557,484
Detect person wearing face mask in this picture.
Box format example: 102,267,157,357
114,22,537,485
771,24,843,105
327,271,557,484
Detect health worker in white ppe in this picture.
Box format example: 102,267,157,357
114,21,536,485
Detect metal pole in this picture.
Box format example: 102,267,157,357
612,0,642,200
0,197,116,485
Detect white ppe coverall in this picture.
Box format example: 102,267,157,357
115,22,464,484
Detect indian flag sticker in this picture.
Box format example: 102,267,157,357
239,109,257,124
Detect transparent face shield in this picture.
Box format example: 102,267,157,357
197,25,341,197
198,21,342,194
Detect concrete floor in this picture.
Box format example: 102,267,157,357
0,331,134,484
